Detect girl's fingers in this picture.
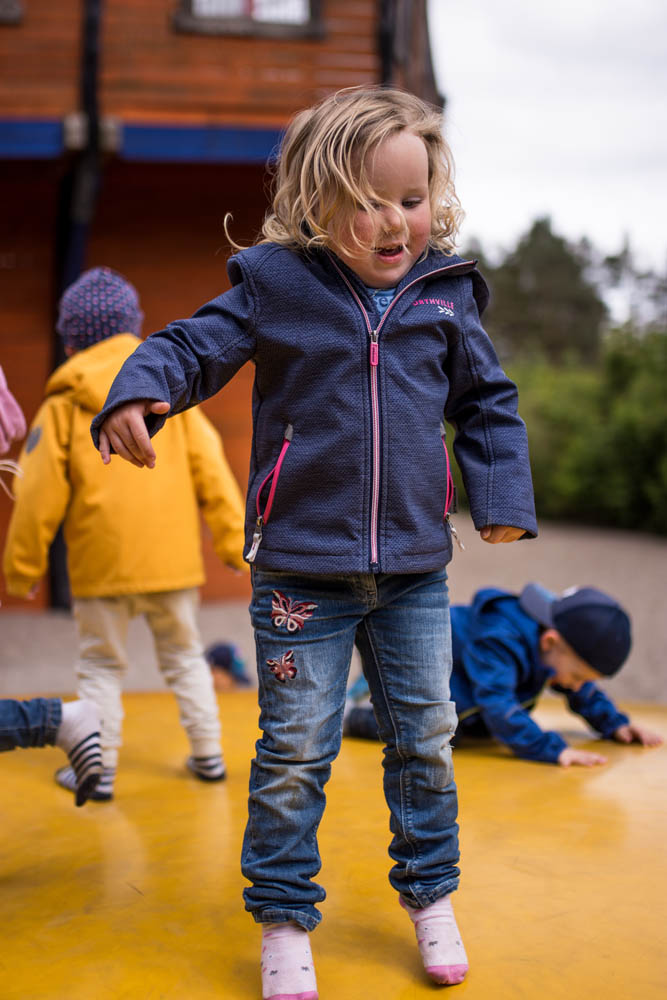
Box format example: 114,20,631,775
106,427,145,468
98,402,160,467
99,428,111,464
124,420,154,467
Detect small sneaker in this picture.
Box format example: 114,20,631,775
186,755,227,782
53,699,103,806
55,764,115,803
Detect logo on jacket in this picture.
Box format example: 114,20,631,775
412,298,455,317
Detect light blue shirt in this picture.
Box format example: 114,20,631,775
368,286,397,316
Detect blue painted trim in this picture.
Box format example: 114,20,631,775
0,119,64,158
121,124,282,163
0,119,282,164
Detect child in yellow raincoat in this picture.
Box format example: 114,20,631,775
3,267,246,801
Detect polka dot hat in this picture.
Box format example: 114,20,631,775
57,266,144,350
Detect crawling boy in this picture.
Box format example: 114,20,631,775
345,584,663,765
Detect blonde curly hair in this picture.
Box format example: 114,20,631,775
227,86,463,257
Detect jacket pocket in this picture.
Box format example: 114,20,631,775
246,424,293,562
440,421,456,517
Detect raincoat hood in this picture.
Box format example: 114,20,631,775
45,334,141,415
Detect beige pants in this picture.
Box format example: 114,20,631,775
73,588,221,769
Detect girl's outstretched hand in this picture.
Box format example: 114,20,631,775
98,400,170,468
480,525,524,544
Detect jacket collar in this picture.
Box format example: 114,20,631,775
323,247,477,311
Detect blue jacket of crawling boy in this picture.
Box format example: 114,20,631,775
91,245,538,574
451,589,630,763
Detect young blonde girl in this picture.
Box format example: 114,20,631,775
93,87,537,998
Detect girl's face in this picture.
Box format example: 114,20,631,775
332,129,432,289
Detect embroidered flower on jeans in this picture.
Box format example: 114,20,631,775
271,590,317,632
267,650,297,682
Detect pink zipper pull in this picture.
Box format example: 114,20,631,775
370,331,379,366
246,516,264,563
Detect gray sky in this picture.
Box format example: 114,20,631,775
427,0,667,271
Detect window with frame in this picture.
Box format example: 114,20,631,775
174,0,323,38
0,0,23,25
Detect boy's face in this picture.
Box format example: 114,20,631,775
332,129,432,289
540,630,602,691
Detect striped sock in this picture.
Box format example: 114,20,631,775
186,754,226,782
261,921,318,1000
54,700,103,806
55,764,115,803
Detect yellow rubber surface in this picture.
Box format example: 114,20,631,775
2,691,665,999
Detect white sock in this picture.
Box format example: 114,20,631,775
401,894,469,985
54,700,103,806
187,754,226,781
261,921,318,1000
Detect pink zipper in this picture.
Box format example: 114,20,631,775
329,256,474,569
246,424,293,563
440,422,454,515
369,329,381,565
440,420,464,550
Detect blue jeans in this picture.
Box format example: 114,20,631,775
0,698,61,751
242,569,459,931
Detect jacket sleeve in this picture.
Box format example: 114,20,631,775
90,281,257,448
444,272,537,537
183,407,247,571
2,397,72,597
556,682,630,737
461,634,567,763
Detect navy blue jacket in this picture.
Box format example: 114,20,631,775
451,589,630,763
91,244,537,574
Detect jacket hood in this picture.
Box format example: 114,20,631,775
470,588,540,649
45,334,142,414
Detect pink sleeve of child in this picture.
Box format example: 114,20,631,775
0,365,27,455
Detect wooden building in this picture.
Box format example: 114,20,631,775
0,0,441,607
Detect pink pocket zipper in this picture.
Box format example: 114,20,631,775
441,421,464,550
246,424,293,563
440,421,455,516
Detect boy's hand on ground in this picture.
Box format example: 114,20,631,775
98,401,169,468
558,747,607,767
613,723,664,747
480,525,524,544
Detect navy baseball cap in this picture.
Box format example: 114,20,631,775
519,583,632,676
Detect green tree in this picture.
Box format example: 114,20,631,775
472,218,607,363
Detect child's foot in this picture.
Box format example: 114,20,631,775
260,921,318,1000
55,764,115,803
53,699,103,806
400,894,468,985
186,754,226,782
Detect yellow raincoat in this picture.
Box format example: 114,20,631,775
3,334,245,598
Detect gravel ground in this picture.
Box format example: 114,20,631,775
2,519,665,705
